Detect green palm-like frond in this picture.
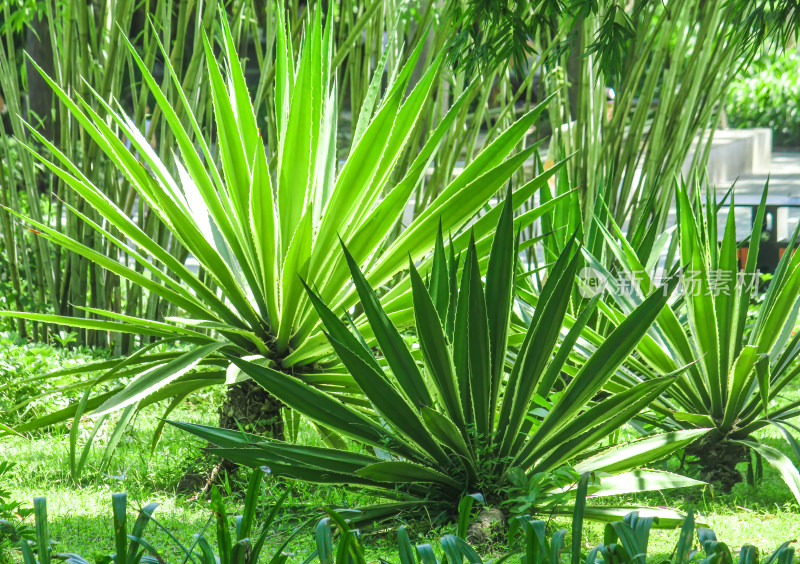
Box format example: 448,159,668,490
1,9,561,438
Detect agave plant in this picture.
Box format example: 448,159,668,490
0,9,565,454
172,192,706,527
586,183,800,498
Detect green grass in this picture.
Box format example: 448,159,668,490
2,344,800,562
0,399,408,561
4,407,800,562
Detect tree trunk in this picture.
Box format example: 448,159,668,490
218,379,284,440
466,507,506,545
25,16,57,142
685,435,748,492
177,380,284,494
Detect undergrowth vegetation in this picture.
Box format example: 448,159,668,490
2,1,800,562
3,338,800,561
727,50,800,148
0,331,109,427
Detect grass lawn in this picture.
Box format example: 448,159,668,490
3,391,800,564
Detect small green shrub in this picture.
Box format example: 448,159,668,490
0,332,110,427
726,50,800,148
0,462,33,558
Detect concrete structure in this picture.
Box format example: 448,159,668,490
687,128,773,186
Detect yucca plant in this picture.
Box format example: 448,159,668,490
586,183,800,498
0,0,540,349
172,192,706,527
0,8,564,454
